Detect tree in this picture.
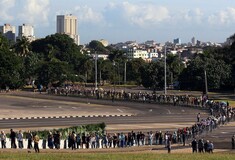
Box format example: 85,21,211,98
127,58,146,85
88,40,108,54
23,52,41,85
14,36,30,57
140,60,168,90
31,33,84,70
167,54,185,83
0,34,24,89
179,55,232,91
0,49,24,89
36,61,72,87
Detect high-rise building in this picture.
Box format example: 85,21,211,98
173,38,181,45
18,24,35,42
191,37,196,46
0,24,16,43
56,14,80,45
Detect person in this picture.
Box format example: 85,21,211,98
33,133,40,153
76,133,81,149
204,140,209,152
18,130,24,149
0,131,6,148
155,131,159,145
207,141,214,153
70,131,76,150
167,138,172,153
198,139,204,153
182,132,186,146
191,138,197,153
53,131,61,149
9,129,16,148
232,135,235,149
197,113,201,122
113,133,118,148
47,132,53,149
26,130,33,149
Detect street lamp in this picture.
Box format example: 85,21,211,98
204,69,208,95
164,46,167,95
124,60,127,91
95,52,98,90
112,61,116,92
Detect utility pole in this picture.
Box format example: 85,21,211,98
204,69,208,95
95,52,98,90
164,46,167,95
124,61,127,91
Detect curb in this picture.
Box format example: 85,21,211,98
0,114,133,121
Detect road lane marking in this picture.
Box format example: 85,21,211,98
117,109,123,113
166,109,171,114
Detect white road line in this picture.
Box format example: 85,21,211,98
58,106,62,109
117,109,123,113
72,107,77,109
166,109,171,114
43,106,47,108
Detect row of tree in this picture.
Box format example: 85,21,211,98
0,33,235,92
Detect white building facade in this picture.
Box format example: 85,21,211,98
0,24,16,42
57,14,80,45
18,24,35,42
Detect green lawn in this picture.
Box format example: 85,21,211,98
0,152,234,160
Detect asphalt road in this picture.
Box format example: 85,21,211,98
0,91,209,132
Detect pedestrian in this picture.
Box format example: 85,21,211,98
0,131,6,148
26,130,33,149
232,135,235,149
204,140,209,152
18,130,24,149
198,139,204,153
33,133,40,153
191,138,197,153
182,132,186,146
9,129,16,148
207,141,214,153
53,131,61,149
167,139,172,153
47,132,54,149
197,113,201,122
76,133,81,149
70,131,76,150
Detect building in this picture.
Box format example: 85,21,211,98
0,24,16,43
173,38,181,45
191,37,196,46
18,24,35,42
99,39,109,47
127,47,149,59
56,14,80,45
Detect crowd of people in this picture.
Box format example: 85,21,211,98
0,100,234,153
191,138,214,153
0,86,234,153
47,86,207,107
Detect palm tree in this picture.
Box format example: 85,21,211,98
15,36,30,57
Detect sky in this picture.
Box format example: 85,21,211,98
0,0,235,45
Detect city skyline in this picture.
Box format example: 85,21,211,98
0,0,235,44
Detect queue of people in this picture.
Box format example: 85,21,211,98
0,86,234,152
191,138,214,153
47,86,207,107
1,105,234,153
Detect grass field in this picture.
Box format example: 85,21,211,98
0,152,235,160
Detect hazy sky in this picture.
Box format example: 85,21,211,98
1,0,235,44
